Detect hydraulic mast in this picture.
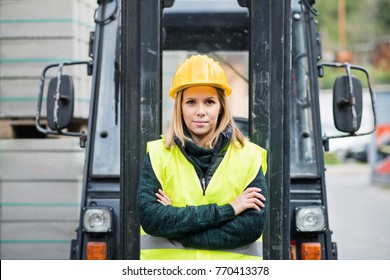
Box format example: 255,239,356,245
120,0,291,259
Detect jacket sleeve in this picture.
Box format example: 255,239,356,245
175,168,268,250
137,153,236,238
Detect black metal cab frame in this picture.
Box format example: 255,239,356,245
36,0,376,260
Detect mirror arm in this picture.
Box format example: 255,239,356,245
322,134,330,152
337,97,354,106
53,62,66,130
318,62,378,139
343,63,358,132
35,60,92,147
350,65,378,134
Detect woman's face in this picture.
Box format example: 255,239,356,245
181,86,221,147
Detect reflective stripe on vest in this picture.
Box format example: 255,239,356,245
141,139,267,260
140,230,263,260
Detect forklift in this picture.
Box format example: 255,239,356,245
35,0,376,260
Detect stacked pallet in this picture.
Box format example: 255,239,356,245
0,0,96,138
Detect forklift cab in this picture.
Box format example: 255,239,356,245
36,0,376,260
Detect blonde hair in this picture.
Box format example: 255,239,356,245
164,88,245,149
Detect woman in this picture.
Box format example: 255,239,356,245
137,54,268,260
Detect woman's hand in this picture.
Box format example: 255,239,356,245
230,187,266,216
156,189,172,206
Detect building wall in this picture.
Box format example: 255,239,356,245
0,138,84,259
0,0,95,259
0,0,96,138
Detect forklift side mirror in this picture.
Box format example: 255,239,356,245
333,75,363,133
46,75,75,130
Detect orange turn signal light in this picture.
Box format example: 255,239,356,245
301,242,321,260
86,241,107,260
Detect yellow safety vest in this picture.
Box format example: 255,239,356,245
141,139,267,260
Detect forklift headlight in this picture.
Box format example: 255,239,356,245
295,206,326,232
82,207,113,233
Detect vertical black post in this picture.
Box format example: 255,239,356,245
120,0,162,259
247,0,291,260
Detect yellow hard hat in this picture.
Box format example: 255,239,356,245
169,55,232,98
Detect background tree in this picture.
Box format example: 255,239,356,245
315,0,379,52
377,0,390,35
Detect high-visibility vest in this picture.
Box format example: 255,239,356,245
141,139,267,260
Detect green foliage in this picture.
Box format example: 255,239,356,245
314,0,387,51
324,152,342,165
315,0,339,49
318,65,390,89
377,0,390,32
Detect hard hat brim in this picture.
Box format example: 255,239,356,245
169,83,232,98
